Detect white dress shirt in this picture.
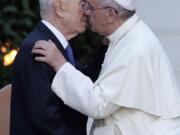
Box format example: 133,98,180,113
51,14,180,135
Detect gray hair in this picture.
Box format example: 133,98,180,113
100,0,135,19
39,0,71,17
39,0,54,17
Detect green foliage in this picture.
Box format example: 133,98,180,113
0,0,102,88
0,0,39,88
0,0,39,47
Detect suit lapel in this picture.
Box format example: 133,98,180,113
35,22,70,61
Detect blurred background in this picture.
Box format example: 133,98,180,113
0,0,39,87
136,0,180,88
0,0,180,88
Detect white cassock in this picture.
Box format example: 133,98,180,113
51,14,180,135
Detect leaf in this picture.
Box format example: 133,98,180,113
2,5,18,14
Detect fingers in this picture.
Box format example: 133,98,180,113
32,48,47,63
34,56,47,62
48,40,57,48
33,40,49,50
32,40,52,55
32,48,47,56
48,39,54,44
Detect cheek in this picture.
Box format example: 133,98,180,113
91,16,99,27
75,11,83,22
90,14,96,24
77,24,86,33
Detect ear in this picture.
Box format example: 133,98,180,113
54,0,65,18
107,8,117,23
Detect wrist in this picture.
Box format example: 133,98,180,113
54,60,67,72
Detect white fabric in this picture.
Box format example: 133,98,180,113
42,20,68,49
52,62,120,119
51,14,180,135
114,0,135,11
101,14,180,118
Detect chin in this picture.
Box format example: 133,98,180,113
79,27,86,33
77,24,87,33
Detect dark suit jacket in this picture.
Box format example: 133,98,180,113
10,22,87,135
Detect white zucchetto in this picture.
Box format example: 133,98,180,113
114,0,135,11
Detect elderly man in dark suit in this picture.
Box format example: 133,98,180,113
10,0,107,135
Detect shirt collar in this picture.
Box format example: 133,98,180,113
41,20,68,49
107,14,139,45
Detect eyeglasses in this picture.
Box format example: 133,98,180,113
82,1,117,13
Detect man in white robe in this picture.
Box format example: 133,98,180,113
32,0,180,134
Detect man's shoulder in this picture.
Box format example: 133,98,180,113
13,23,49,65
20,23,49,51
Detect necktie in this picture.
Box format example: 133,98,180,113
66,44,76,66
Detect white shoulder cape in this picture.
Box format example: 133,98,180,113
95,21,180,118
